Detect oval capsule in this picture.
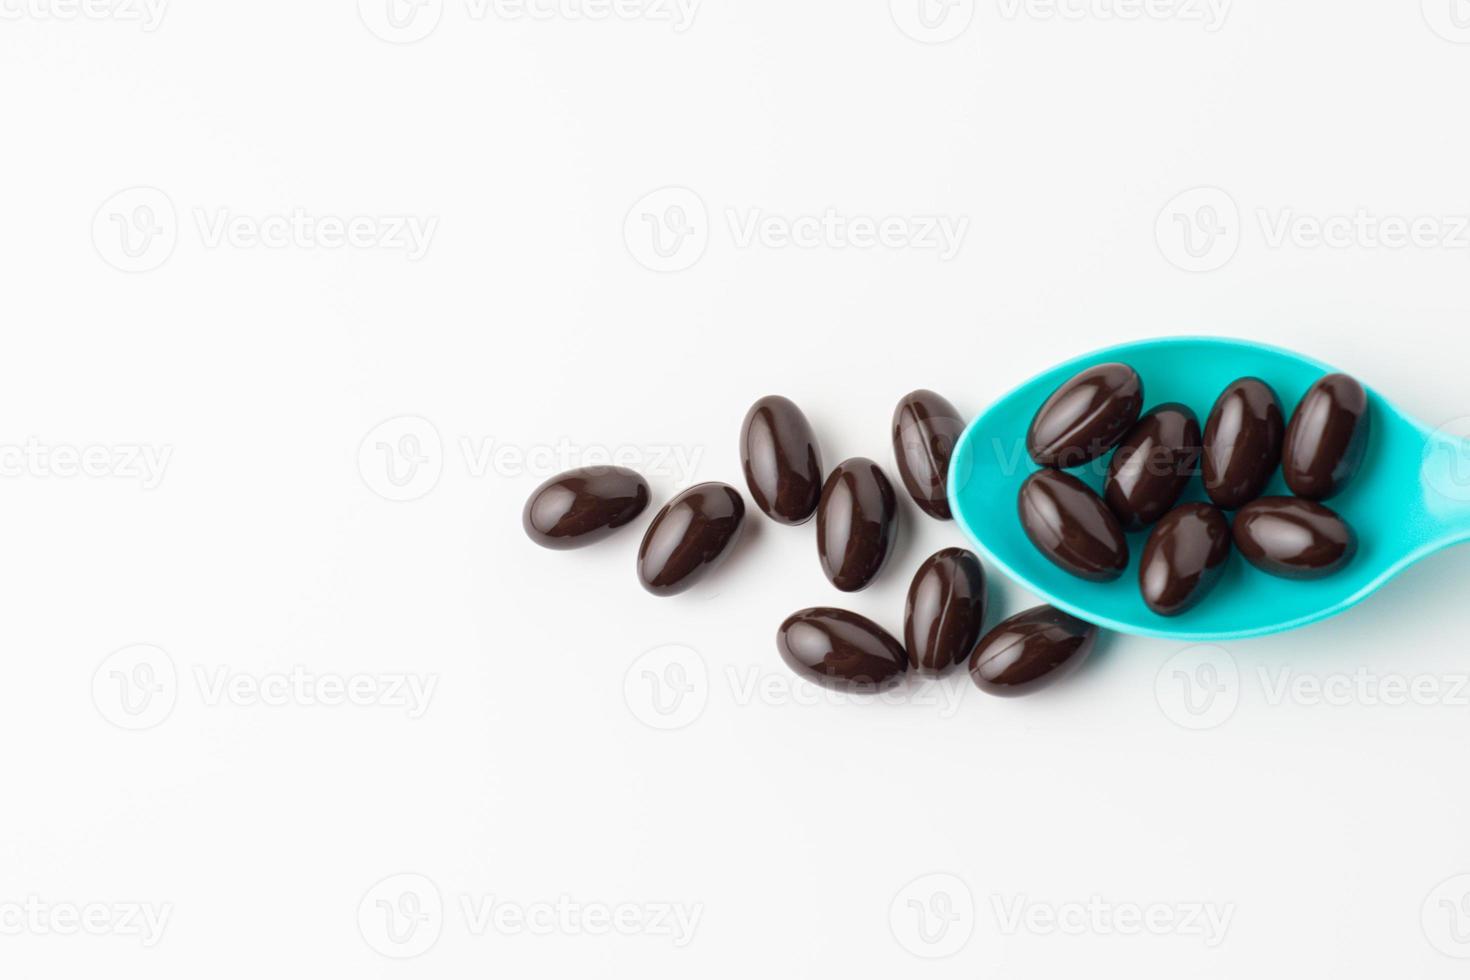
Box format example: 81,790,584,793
1026,362,1144,468
740,395,823,525
1018,469,1129,582
904,548,987,674
1103,403,1202,531
1233,496,1356,579
1282,373,1371,500
817,458,900,592
1202,377,1285,510
891,389,965,520
636,482,746,596
1139,503,1231,616
777,607,908,692
523,466,650,550
968,605,1097,696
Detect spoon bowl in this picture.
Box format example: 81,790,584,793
947,336,1470,640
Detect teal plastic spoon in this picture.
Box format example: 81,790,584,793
947,336,1470,640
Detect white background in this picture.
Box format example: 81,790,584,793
4,0,1470,976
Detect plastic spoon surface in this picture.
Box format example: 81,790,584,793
947,336,1470,640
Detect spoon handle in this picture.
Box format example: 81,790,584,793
1419,429,1470,543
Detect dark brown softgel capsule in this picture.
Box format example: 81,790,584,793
1139,503,1231,616
523,466,651,550
1018,469,1129,582
1103,403,1202,531
1026,362,1144,468
891,389,965,520
968,605,1097,697
740,395,823,525
636,482,745,596
1202,377,1285,510
777,607,907,692
1233,496,1356,579
817,457,899,592
904,548,987,674
1282,373,1371,500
